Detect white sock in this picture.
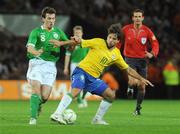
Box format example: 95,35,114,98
127,87,134,93
54,94,73,115
94,99,112,120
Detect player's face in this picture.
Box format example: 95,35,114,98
107,33,119,48
73,29,83,39
43,13,56,30
132,12,144,25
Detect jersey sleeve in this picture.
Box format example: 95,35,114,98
59,30,69,41
27,29,38,47
115,53,129,70
81,38,102,49
147,28,159,57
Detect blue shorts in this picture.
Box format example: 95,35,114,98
71,67,108,96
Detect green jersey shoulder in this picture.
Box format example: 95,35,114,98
27,26,68,62
66,45,89,63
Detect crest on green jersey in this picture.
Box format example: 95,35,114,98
53,32,59,39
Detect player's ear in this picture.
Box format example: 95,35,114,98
132,16,134,21
41,17,45,23
142,16,144,21
41,16,44,22
116,40,119,44
41,13,46,22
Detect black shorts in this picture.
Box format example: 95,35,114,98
125,57,147,78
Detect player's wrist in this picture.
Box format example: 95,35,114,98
139,77,145,82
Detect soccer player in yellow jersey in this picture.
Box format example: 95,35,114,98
49,23,153,125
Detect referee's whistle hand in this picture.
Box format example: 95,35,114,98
145,51,153,59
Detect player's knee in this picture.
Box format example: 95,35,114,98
138,88,145,94
71,88,81,98
31,87,41,95
128,80,134,87
128,77,138,87
72,93,77,98
104,89,116,102
109,91,116,101
41,92,51,101
138,82,146,91
41,98,48,104
30,80,41,94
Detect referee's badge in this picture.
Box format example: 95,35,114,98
141,37,147,45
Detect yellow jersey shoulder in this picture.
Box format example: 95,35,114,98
81,38,106,49
93,38,107,48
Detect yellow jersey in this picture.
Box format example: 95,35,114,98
78,38,129,78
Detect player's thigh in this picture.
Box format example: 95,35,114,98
26,60,43,84
71,68,86,97
41,85,52,100
101,87,116,102
42,73,56,87
87,78,116,102
125,57,137,70
28,79,41,95
136,59,147,77
41,63,57,87
138,67,147,78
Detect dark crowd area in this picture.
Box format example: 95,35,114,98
0,0,180,86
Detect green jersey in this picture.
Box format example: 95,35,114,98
66,45,89,63
27,26,68,62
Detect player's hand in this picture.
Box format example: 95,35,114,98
140,78,154,87
71,36,81,44
49,39,64,47
63,68,69,76
35,48,43,56
145,51,153,59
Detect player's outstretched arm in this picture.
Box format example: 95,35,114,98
127,67,154,87
49,39,78,47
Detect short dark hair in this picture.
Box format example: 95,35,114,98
108,23,122,40
41,7,56,18
73,25,83,32
132,9,144,16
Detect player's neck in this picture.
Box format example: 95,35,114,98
134,23,142,30
105,41,115,50
108,45,116,50
43,24,53,31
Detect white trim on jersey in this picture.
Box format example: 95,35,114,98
26,43,35,47
41,25,54,30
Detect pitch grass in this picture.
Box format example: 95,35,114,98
0,100,180,134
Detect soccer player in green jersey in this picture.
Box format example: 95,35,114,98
64,25,89,108
26,7,73,125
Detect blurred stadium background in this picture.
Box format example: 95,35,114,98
0,0,180,134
